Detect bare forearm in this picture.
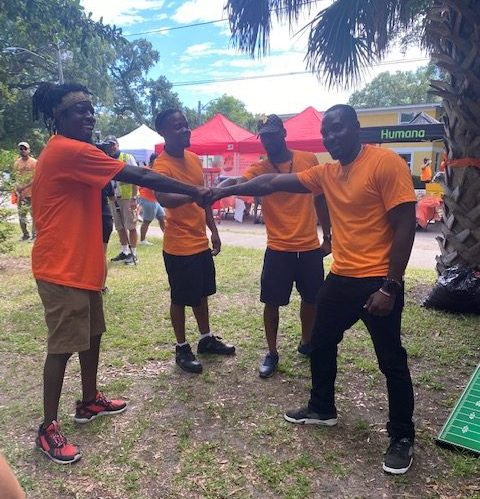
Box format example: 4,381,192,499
217,176,244,188
315,195,331,237
387,204,416,281
114,166,199,198
156,193,193,208
221,173,308,198
205,207,218,235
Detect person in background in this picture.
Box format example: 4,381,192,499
154,109,235,374
218,114,331,378
12,141,37,241
31,82,210,464
106,136,139,265
420,157,432,184
138,153,166,245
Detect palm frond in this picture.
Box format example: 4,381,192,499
226,0,314,56
306,0,423,88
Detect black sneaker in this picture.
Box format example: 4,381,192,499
111,252,128,262
259,352,279,378
20,234,30,241
383,437,414,475
297,342,312,357
284,406,337,426
197,335,235,355
124,254,137,265
176,344,203,373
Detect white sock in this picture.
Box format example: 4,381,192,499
122,245,130,254
199,332,212,340
131,247,137,256
177,341,188,347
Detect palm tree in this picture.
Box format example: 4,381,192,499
226,0,480,312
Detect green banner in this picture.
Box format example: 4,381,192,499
359,124,444,143
436,365,480,455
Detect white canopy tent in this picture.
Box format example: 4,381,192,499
117,124,164,164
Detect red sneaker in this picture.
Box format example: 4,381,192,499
74,391,127,424
36,420,81,464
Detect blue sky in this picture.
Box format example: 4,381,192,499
80,0,429,115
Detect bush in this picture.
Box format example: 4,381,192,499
0,149,18,253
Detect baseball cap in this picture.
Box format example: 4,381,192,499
104,135,118,144
18,141,30,149
257,114,284,135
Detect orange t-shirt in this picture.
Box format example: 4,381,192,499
32,135,124,290
139,186,157,202
243,150,320,252
13,156,37,198
153,150,208,256
297,145,416,278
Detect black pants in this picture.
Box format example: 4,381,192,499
309,273,415,440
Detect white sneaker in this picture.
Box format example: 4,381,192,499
140,240,154,246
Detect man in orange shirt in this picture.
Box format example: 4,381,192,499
420,157,432,184
218,115,331,378
211,104,416,475
154,109,235,374
31,83,210,464
13,141,36,241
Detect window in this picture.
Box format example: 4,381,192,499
398,153,412,171
399,112,415,124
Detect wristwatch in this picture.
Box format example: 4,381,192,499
381,278,402,295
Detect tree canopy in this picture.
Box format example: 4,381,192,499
348,64,443,108
0,0,180,149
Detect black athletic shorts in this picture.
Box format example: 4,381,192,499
102,215,113,244
163,249,216,307
260,248,324,306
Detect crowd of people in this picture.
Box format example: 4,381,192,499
4,80,419,490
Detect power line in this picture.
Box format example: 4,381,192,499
124,0,323,37
125,18,226,37
171,57,430,87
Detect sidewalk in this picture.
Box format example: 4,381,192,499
147,219,441,271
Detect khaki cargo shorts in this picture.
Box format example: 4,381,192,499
109,198,137,231
36,280,106,354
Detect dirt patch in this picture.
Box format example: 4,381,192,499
0,256,31,274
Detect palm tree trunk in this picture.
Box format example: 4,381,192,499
426,0,480,279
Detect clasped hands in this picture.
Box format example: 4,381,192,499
191,187,229,208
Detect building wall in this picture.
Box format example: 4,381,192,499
355,103,444,176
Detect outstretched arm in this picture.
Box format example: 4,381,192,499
212,173,310,201
114,165,208,206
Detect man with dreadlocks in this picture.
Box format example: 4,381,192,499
31,82,210,464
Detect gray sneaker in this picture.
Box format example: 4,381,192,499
284,406,337,426
383,437,414,474
124,254,138,265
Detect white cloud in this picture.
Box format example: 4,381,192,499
177,44,429,115
80,0,165,26
172,0,226,23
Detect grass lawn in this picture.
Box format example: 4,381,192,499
0,235,479,498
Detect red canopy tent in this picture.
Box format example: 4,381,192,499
238,106,326,154
154,113,253,155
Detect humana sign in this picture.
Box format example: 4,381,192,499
381,128,426,140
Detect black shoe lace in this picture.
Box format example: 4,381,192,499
95,392,110,407
48,428,67,448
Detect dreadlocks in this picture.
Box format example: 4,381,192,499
32,82,92,134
